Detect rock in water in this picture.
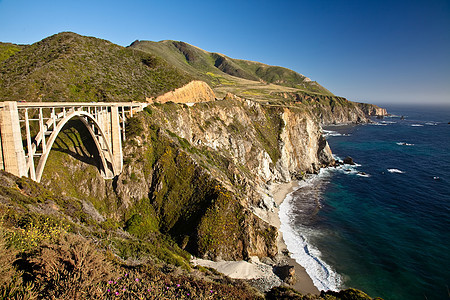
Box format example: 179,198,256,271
343,156,355,165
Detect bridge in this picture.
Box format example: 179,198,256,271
0,101,147,182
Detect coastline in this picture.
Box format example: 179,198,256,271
269,181,320,295
192,181,320,295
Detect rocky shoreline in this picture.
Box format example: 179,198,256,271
192,181,320,295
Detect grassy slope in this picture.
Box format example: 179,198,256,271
0,32,192,102
128,40,333,98
0,42,23,62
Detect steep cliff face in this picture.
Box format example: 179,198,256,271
40,97,335,261
146,98,333,187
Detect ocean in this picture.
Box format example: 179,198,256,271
279,104,450,300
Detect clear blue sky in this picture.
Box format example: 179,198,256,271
0,0,449,106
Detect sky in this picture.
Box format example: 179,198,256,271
0,0,449,106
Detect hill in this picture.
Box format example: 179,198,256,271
0,32,192,102
129,40,333,98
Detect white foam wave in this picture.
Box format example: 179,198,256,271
425,122,438,126
396,142,414,146
331,157,362,174
279,190,342,291
387,168,405,174
380,120,396,124
323,130,349,137
370,122,388,126
411,124,424,127
356,172,371,177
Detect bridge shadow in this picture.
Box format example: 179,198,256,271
50,119,102,170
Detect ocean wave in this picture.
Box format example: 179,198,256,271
279,188,342,291
369,123,388,126
323,130,349,137
411,124,424,127
425,122,438,126
396,142,414,146
387,168,405,174
356,172,371,177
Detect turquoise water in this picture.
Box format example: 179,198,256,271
280,105,450,299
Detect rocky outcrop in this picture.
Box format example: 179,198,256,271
272,91,386,125
355,102,388,117
149,80,216,104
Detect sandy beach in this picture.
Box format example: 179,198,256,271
269,181,320,295
192,181,320,295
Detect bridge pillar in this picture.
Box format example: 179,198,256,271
98,107,111,151
0,101,27,177
111,105,123,174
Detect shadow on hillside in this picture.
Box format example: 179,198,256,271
50,119,102,169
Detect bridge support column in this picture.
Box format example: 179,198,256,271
111,105,123,174
0,101,27,177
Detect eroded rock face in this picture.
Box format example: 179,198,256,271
356,102,388,117
148,99,334,188
149,80,216,104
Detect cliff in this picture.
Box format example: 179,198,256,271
355,102,388,116
272,91,385,125
36,97,334,262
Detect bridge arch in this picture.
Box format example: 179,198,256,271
1,101,146,182
35,110,118,182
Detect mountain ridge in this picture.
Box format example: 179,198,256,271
129,39,333,96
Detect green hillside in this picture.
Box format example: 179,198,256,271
129,40,333,97
0,42,23,62
0,33,333,103
0,32,192,102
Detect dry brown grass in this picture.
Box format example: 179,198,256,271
25,233,115,299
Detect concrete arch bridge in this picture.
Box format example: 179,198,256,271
0,101,147,182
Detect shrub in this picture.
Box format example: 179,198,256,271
7,217,70,252
24,233,115,299
0,225,37,299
